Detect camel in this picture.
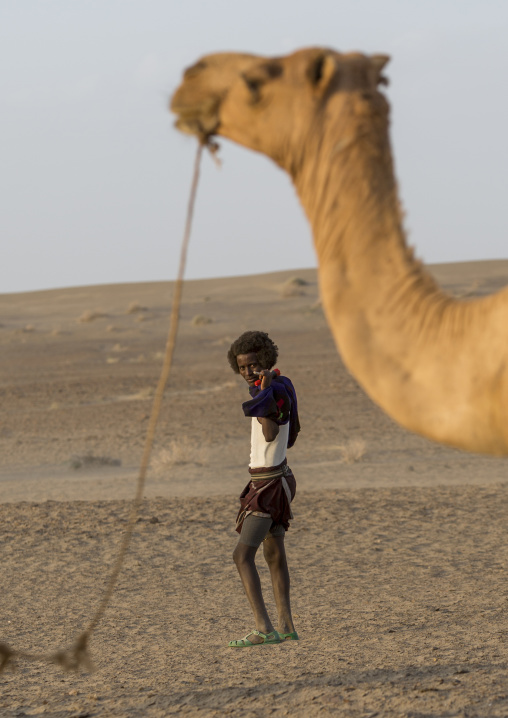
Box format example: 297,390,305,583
171,48,508,456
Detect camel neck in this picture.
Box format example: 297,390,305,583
293,98,416,295
290,95,450,349
289,97,466,440
285,95,508,453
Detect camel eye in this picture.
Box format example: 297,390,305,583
242,62,282,103
245,77,261,93
242,74,263,103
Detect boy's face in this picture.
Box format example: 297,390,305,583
236,352,263,388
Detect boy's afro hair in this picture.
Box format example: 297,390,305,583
227,331,279,373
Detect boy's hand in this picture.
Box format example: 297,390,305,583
256,369,275,390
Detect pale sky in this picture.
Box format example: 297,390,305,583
1,0,507,294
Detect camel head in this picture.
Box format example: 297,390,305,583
171,48,390,172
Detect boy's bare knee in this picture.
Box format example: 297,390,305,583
233,542,256,566
262,541,275,562
263,539,283,565
233,545,243,565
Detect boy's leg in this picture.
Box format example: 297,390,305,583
262,534,295,635
232,540,275,644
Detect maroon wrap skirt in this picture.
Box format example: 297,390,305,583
235,459,296,534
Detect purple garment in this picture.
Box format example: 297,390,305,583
241,375,300,448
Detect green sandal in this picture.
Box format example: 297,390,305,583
279,631,299,641
228,630,281,647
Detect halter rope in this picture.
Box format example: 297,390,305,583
0,141,206,673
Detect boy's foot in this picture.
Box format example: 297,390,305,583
228,630,281,647
279,631,299,641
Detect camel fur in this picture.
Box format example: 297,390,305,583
171,48,508,456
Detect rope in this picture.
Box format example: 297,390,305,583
0,141,205,673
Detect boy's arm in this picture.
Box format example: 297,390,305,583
257,416,280,442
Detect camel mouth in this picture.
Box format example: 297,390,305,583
170,97,221,141
173,113,217,139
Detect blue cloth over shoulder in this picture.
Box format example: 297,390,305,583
241,375,300,448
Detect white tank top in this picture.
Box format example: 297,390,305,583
249,418,289,469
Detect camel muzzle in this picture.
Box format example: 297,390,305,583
170,95,221,141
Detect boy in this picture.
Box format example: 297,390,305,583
226,330,300,647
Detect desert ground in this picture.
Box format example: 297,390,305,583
1,260,508,717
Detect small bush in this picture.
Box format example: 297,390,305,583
307,300,322,314
133,386,154,399
78,310,108,323
281,277,308,298
71,454,121,469
454,280,480,298
127,302,148,314
338,438,366,464
151,438,207,471
191,314,213,326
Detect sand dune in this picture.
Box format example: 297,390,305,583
1,261,508,716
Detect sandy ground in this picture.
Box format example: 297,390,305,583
1,261,508,716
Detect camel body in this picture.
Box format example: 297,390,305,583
171,48,508,456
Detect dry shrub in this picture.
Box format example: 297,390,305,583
127,302,148,314
281,276,308,298
133,386,154,399
191,314,213,326
307,300,322,313
71,454,121,469
78,310,108,323
454,279,480,298
338,438,367,464
151,438,207,472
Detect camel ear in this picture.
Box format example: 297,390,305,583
370,54,390,86
241,62,283,102
307,53,338,95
